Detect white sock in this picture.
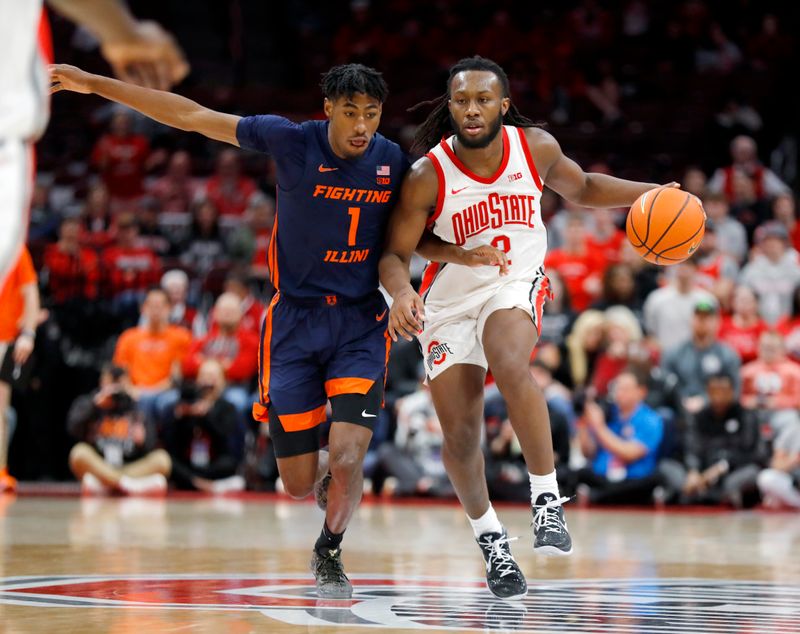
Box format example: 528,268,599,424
529,470,560,505
119,473,167,494
210,475,245,494
468,505,503,538
758,469,800,508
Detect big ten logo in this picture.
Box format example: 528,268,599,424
376,177,390,185
426,340,453,371
507,171,522,182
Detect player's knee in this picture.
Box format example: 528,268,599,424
491,361,536,394
68,443,93,474
443,431,481,463
283,478,315,500
329,449,363,482
150,449,172,475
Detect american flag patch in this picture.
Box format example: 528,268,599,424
376,165,390,176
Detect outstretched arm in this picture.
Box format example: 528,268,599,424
50,65,240,146
528,128,676,208
46,0,188,90
417,231,509,274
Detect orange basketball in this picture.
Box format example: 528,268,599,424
625,187,706,265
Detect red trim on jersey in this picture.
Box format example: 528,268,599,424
516,127,543,191
425,152,446,228
38,8,54,64
533,276,552,338
439,127,510,185
418,261,441,297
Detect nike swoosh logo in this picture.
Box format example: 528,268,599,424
375,309,387,321
361,410,377,418
318,164,338,172
451,186,469,195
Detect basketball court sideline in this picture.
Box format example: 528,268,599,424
1,494,799,633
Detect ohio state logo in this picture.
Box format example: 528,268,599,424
1,575,797,632
426,340,452,371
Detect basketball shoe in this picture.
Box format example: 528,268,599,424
476,529,527,600
314,472,332,510
310,547,352,599
532,492,572,555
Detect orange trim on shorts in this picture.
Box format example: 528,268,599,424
278,404,327,432
268,213,279,289
382,330,392,407
257,293,281,408
325,377,375,398
252,402,269,423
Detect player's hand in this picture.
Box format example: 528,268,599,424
459,244,509,275
50,64,95,94
661,182,681,189
100,20,189,90
12,333,34,366
388,287,425,342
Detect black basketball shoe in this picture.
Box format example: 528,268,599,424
476,529,528,600
310,548,352,598
532,492,573,556
314,472,332,510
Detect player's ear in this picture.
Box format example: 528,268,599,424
323,98,333,118
501,97,510,116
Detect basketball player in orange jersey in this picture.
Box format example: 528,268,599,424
380,56,677,599
0,0,188,289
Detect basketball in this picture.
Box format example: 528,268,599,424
625,187,706,265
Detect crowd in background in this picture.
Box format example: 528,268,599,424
3,0,799,508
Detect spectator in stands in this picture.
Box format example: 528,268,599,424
0,247,40,493
80,183,114,251
377,386,453,498
703,192,749,264
574,369,664,505
756,423,800,509
135,196,173,257
772,193,800,253
162,359,245,493
102,212,162,327
28,178,60,243
91,108,152,202
708,135,791,204
740,332,800,431
112,287,191,415
202,148,258,217
565,309,606,389
222,273,266,338
662,298,741,415
592,263,644,318
695,23,743,74
180,198,227,277
740,221,800,325
182,292,259,417
644,258,715,351
545,213,605,312
226,193,275,281
682,166,708,198
590,306,647,399
586,207,625,266
161,269,197,332
148,150,203,213
694,221,739,299
539,270,574,349
718,286,768,363
669,374,763,507
777,285,800,362
43,217,100,306
67,364,170,495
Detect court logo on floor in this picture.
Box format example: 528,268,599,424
1,575,799,632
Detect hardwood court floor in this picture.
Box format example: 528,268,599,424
1,493,799,633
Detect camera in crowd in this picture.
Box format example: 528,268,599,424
178,380,214,405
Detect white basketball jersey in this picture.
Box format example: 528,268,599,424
420,125,548,310
0,0,50,140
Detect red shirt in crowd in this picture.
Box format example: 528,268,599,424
544,249,606,311
182,326,259,384
777,317,800,363
586,230,625,267
91,133,150,199
101,246,161,298
740,358,800,410
43,243,100,304
718,316,769,363
203,175,258,217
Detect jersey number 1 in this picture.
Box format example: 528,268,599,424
491,234,511,265
348,207,360,246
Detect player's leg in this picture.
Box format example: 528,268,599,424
429,363,527,599
480,279,572,556
120,449,172,477
68,442,123,489
0,376,14,492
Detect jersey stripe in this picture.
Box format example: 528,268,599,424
439,126,510,184
516,127,543,191
425,152,446,228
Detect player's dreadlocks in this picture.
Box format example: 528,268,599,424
410,56,539,154
320,64,389,103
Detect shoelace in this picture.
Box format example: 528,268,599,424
479,534,520,577
316,551,347,584
532,495,571,534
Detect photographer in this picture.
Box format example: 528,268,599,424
162,359,244,493
574,369,664,505
68,364,170,495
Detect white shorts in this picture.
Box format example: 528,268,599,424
419,273,551,381
0,139,33,288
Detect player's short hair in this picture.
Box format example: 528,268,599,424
320,64,388,103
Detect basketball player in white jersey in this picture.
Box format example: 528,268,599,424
0,0,188,287
380,56,676,599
